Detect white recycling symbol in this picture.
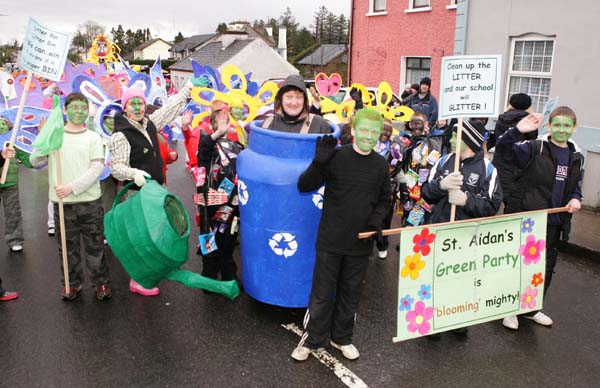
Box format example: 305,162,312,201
268,232,298,259
238,179,249,206
312,186,325,210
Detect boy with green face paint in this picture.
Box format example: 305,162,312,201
0,117,34,252
30,93,111,301
291,108,391,361
496,106,584,330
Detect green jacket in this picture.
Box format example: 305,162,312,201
0,149,33,187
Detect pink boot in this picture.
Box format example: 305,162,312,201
129,279,160,296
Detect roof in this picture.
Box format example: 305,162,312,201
133,38,172,52
171,34,216,53
169,39,254,71
296,44,347,66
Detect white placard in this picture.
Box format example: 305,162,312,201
20,18,70,81
439,55,502,119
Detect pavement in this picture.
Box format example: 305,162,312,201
1,141,600,388
562,209,600,259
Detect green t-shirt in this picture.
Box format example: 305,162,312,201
48,129,104,203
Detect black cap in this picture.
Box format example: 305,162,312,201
509,93,532,111
420,77,431,87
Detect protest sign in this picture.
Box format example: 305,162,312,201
21,18,71,81
439,55,502,119
395,210,547,342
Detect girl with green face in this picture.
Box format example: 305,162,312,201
125,97,146,122
0,118,11,134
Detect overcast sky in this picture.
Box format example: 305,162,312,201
0,0,350,44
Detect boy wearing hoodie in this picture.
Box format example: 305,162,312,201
496,107,584,330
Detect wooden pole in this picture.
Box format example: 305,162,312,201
0,72,32,184
54,150,70,295
358,206,569,239
449,116,463,223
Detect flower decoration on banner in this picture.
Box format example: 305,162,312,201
519,235,546,265
400,253,425,280
418,284,432,300
520,286,538,309
521,218,535,233
412,228,436,256
406,301,434,335
531,272,544,288
399,294,415,311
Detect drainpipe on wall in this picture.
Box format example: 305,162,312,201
346,0,355,85
453,0,469,55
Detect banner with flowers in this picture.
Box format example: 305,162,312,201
395,210,548,341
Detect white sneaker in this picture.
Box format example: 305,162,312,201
330,341,360,360
291,345,312,361
502,315,519,330
48,227,55,236
10,244,23,252
525,311,553,326
377,250,388,259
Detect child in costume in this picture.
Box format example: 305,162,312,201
30,93,111,301
292,108,391,362
496,107,584,330
195,105,244,282
0,117,34,252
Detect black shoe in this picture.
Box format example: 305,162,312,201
60,285,83,301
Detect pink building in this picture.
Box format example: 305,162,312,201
348,0,457,98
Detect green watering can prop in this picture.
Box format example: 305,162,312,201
104,180,240,300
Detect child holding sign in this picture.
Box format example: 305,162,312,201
496,107,584,329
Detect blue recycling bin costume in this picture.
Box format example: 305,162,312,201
237,120,339,307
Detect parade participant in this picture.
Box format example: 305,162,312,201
374,119,395,259
108,76,208,296
405,77,439,125
291,108,391,361
264,75,331,134
496,107,584,330
30,93,111,301
196,105,244,282
421,119,502,225
400,83,413,100
491,93,534,204
0,117,33,252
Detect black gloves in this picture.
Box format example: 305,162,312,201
367,215,384,246
349,87,364,110
313,135,337,167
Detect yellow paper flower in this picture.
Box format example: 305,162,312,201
401,253,426,280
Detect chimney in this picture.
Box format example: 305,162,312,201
278,27,287,61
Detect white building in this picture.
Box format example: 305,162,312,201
132,38,173,60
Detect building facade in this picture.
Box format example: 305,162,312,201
348,0,457,95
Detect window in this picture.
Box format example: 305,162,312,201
369,0,387,14
508,38,554,112
447,0,458,9
406,0,431,13
405,57,431,85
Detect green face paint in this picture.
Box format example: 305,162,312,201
353,119,382,153
65,100,89,125
0,119,10,134
230,106,245,121
449,131,467,154
103,116,115,133
549,115,575,144
125,97,146,121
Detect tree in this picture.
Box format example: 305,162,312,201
216,23,228,33
174,32,184,43
72,20,106,53
313,6,329,44
111,25,125,49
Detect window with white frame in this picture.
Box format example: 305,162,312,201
370,0,386,13
406,0,431,13
507,38,554,113
447,0,457,9
405,57,431,85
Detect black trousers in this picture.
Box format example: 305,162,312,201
302,250,369,348
199,227,238,281
544,224,561,296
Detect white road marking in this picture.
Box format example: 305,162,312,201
282,323,369,388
